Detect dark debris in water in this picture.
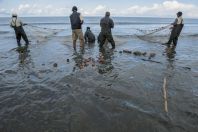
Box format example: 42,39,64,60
133,51,142,56
148,53,156,59
16,46,28,53
183,67,191,71
107,84,112,87
53,63,58,67
94,93,111,101
142,52,147,56
122,49,156,60
123,50,132,54
141,59,162,64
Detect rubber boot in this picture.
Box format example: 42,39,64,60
17,40,21,47
73,40,77,51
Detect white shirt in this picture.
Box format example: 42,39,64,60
10,17,23,27
177,16,183,24
80,14,83,22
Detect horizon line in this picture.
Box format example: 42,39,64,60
1,16,198,19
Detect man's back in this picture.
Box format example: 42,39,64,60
70,11,82,30
70,6,84,50
84,30,95,42
100,16,114,33
99,11,115,49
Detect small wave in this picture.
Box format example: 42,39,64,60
0,24,8,26
188,34,198,37
0,31,9,34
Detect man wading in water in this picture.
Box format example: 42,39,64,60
99,12,115,50
165,11,184,49
10,13,29,47
84,27,96,43
70,6,84,50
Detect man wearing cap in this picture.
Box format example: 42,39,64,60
84,27,96,43
99,11,115,49
70,6,84,50
10,13,29,47
166,11,184,48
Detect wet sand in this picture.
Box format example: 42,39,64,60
0,34,198,132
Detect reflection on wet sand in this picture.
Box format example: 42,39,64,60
72,48,97,72
166,47,176,60
97,48,114,74
17,46,30,64
162,47,176,113
72,46,114,74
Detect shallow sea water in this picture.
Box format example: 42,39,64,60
0,17,198,132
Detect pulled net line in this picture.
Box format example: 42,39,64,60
25,24,64,42
135,25,172,44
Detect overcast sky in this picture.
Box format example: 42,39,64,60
0,0,198,18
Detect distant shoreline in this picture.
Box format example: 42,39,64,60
1,16,198,20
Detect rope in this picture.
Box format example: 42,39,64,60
26,24,64,32
135,25,171,36
25,24,64,38
26,24,52,30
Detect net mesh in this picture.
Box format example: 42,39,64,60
25,24,64,42
135,25,172,44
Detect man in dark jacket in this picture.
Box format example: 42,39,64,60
166,11,184,48
99,12,115,49
10,13,29,47
70,6,84,50
84,27,95,43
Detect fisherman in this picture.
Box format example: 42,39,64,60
10,13,29,47
99,11,115,49
165,11,184,48
84,27,96,43
70,6,84,50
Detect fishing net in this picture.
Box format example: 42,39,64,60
135,25,172,44
25,24,64,42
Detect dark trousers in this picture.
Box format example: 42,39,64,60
167,36,178,47
14,27,29,47
167,25,183,47
167,27,177,47
99,32,115,49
